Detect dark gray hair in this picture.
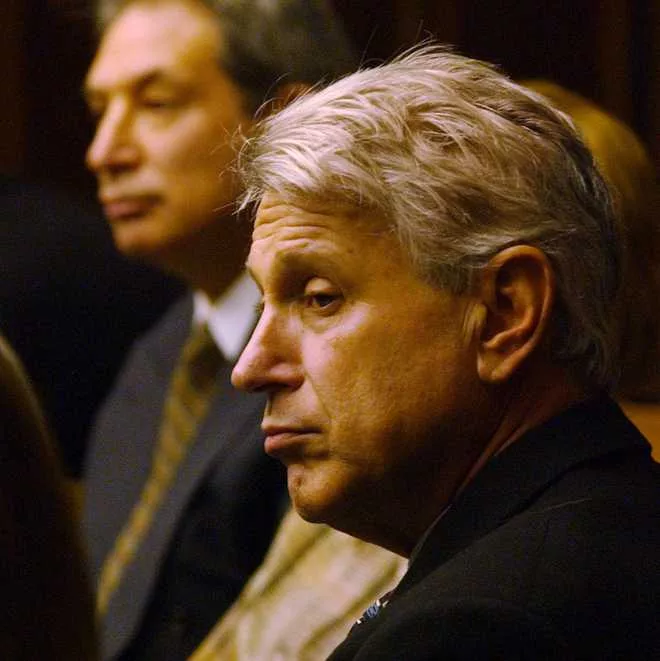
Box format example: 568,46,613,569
239,45,622,389
94,0,358,112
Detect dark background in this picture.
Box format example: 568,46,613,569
2,0,659,193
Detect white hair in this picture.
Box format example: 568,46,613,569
239,45,622,389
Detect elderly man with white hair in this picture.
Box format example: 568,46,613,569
232,45,660,660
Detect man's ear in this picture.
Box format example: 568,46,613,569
475,245,555,383
255,82,311,120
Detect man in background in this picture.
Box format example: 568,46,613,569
82,1,360,659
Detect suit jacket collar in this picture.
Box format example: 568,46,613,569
147,295,196,379
397,395,651,596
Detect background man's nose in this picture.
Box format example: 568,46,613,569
86,106,139,174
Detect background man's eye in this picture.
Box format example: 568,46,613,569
142,98,175,109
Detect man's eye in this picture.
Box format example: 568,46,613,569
306,292,338,309
143,100,173,110
301,277,342,313
141,95,179,111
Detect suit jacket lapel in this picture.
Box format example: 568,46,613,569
102,297,268,659
396,396,651,597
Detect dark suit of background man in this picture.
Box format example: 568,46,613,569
0,175,182,476
231,45,660,659
80,0,357,659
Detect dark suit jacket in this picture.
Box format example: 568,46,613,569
0,175,183,475
329,396,660,660
83,295,286,661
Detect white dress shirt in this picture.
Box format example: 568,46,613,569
193,272,260,362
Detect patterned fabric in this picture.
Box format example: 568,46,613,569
97,324,223,615
354,590,393,625
190,508,407,661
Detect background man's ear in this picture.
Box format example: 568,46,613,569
476,245,555,383
256,82,311,120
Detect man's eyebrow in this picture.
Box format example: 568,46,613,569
83,69,178,101
246,247,341,291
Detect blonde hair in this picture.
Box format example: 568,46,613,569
525,80,660,400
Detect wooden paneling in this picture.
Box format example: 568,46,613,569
646,0,659,166
1,0,26,176
2,0,657,189
335,0,659,170
23,0,97,193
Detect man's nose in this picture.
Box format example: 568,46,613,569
85,102,139,174
231,311,302,393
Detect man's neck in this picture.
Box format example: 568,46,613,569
156,217,251,299
395,361,589,557
456,362,589,501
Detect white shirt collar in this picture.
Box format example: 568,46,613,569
192,272,260,363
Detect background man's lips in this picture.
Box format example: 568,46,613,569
102,198,157,221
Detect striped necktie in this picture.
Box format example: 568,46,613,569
97,323,223,615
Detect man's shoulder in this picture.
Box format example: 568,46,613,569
84,295,193,455
131,293,194,351
329,591,569,660
109,294,194,382
334,450,660,660
432,456,660,587
333,507,659,660
416,442,660,593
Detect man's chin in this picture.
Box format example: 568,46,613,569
287,465,350,529
110,223,168,265
288,466,326,522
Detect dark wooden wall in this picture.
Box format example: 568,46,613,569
335,0,658,167
2,0,658,196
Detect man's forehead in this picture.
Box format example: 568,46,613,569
86,0,223,90
250,208,340,260
249,194,397,273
